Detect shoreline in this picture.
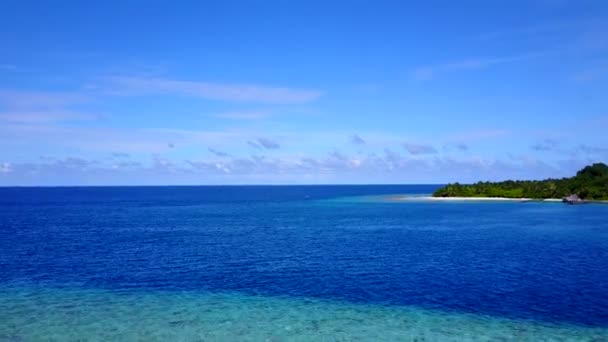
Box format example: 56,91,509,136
388,195,562,202
387,195,608,203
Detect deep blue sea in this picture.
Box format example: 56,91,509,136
1,185,607,341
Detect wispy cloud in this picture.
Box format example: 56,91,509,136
448,129,511,142
0,111,99,124
152,154,177,172
578,144,608,155
0,90,95,124
531,139,559,151
350,134,366,145
248,137,281,150
208,148,230,157
413,53,545,80
443,142,469,151
403,142,437,155
0,90,89,109
1,124,180,154
98,76,323,104
8,157,99,174
212,110,272,120
112,160,142,169
111,152,130,158
0,162,11,173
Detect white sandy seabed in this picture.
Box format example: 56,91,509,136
1,287,607,341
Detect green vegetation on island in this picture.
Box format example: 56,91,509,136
433,163,608,200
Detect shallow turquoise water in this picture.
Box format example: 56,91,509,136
2,287,607,341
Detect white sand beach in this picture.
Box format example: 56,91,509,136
389,196,563,202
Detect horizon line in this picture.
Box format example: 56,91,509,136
0,183,445,188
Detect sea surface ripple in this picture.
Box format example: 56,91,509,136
1,185,607,340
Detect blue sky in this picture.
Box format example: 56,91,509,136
1,0,607,185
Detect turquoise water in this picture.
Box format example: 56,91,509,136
2,288,606,341
1,185,607,340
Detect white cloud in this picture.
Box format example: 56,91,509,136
112,161,142,169
152,154,177,172
0,124,172,154
0,152,589,185
0,90,89,109
413,53,545,80
404,142,437,155
111,152,130,158
248,137,280,150
0,90,96,125
98,76,323,104
0,162,12,173
0,111,99,124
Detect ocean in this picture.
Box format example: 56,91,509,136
1,185,607,341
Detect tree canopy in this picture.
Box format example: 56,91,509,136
433,163,608,200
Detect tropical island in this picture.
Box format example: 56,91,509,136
432,162,608,200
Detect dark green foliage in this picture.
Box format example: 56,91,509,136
433,163,608,200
